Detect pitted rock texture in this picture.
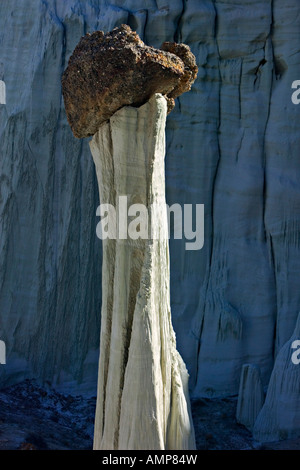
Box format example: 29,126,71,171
62,24,197,138
160,42,198,100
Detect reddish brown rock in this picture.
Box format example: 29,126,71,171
160,42,198,100
62,24,198,138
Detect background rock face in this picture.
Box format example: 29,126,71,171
0,0,300,400
253,313,300,442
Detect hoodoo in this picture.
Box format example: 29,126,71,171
62,25,197,450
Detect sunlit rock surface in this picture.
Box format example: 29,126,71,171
62,25,196,449
0,0,300,410
90,94,195,450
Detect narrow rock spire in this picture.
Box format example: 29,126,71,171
236,363,265,431
253,312,300,442
62,25,198,450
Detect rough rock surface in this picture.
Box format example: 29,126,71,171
236,364,265,431
253,313,300,442
62,24,197,138
1,379,300,450
0,379,95,450
0,1,300,417
90,94,195,450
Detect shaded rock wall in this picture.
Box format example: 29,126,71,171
0,0,299,398
253,314,300,442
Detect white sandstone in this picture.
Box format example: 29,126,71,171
90,94,195,450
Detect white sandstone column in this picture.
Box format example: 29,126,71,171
90,93,195,450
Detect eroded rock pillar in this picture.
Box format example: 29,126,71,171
90,93,195,450
62,24,198,450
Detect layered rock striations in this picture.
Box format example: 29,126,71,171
253,313,300,442
236,364,265,431
0,1,300,426
90,94,195,450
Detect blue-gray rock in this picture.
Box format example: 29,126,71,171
236,364,265,431
253,313,300,442
0,0,300,405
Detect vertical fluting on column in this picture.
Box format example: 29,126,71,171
90,94,195,450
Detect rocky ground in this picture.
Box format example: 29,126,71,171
0,380,95,450
0,379,299,451
191,396,300,450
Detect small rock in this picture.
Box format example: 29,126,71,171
19,442,38,450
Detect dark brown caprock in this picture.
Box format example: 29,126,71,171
62,24,197,138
